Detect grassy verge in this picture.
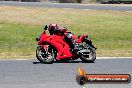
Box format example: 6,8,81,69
0,6,132,59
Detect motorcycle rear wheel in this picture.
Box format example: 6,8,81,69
36,46,55,64
80,46,96,62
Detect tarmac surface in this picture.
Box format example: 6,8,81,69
0,1,132,11
0,58,131,88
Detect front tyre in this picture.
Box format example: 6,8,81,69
36,46,55,64
80,46,96,62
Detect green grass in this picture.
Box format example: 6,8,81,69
0,22,41,58
0,6,132,58
0,23,39,52
83,0,99,3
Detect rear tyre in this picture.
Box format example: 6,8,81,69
80,46,96,63
36,46,55,64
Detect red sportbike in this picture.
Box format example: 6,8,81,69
36,30,96,63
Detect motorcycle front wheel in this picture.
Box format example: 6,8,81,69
36,46,55,64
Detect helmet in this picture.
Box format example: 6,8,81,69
48,24,58,35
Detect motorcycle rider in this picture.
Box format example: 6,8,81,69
44,24,77,53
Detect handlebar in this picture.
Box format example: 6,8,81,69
44,25,48,30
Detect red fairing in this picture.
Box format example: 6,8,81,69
38,33,73,60
38,32,49,45
37,31,90,60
